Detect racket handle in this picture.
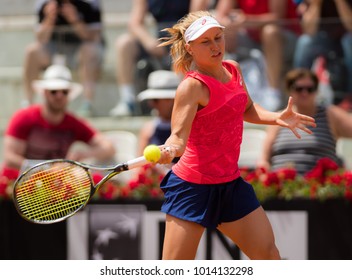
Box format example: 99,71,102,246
126,156,149,170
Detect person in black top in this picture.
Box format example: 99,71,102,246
137,70,181,165
109,0,208,117
23,0,104,117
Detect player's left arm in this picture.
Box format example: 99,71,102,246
230,60,316,138
227,60,280,124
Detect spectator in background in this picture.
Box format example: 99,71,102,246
110,0,209,117
214,0,301,111
23,0,104,117
293,0,352,105
0,64,115,181
258,68,352,175
137,70,181,167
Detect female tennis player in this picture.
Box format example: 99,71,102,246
156,11,316,260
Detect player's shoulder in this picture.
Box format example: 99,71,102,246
178,74,207,95
224,59,241,70
175,74,210,105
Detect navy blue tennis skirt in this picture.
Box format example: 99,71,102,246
160,171,260,229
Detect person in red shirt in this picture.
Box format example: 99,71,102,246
1,64,115,181
215,0,301,111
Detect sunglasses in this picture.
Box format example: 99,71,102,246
49,89,69,96
291,85,317,94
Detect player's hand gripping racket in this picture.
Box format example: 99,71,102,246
13,145,162,224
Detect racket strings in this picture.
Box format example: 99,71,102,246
17,186,88,220
15,163,92,222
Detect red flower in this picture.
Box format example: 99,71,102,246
92,173,104,185
326,173,344,185
317,157,339,171
276,168,297,180
305,166,324,182
0,167,20,200
343,172,352,186
1,167,19,180
149,188,161,198
263,172,280,187
244,171,259,182
120,186,132,198
100,183,115,200
0,176,9,197
137,173,147,184
128,180,139,190
310,183,318,199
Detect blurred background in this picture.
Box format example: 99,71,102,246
1,0,352,260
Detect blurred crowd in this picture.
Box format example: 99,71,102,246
1,0,352,182
19,0,352,117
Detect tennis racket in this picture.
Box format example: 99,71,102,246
13,156,150,224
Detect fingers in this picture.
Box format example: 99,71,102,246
162,146,176,158
290,128,301,139
158,145,176,164
281,100,316,138
301,127,313,135
300,115,315,122
297,123,313,135
286,96,293,110
290,113,316,130
300,119,317,128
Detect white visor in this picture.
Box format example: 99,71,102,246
184,16,225,43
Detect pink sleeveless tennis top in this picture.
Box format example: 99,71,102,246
172,61,248,184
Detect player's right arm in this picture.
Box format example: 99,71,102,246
160,77,208,164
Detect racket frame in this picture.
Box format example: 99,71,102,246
13,156,147,224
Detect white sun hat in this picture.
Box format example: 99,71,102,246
137,70,182,101
184,15,225,43
32,64,83,100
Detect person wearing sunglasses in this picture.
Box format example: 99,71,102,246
22,0,105,118
258,68,352,175
0,64,115,180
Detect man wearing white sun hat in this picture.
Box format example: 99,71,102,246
0,64,115,179
137,70,182,161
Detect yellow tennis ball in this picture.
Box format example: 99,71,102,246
143,145,161,163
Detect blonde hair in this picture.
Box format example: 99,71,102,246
159,10,213,74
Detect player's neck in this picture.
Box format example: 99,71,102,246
196,65,229,83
